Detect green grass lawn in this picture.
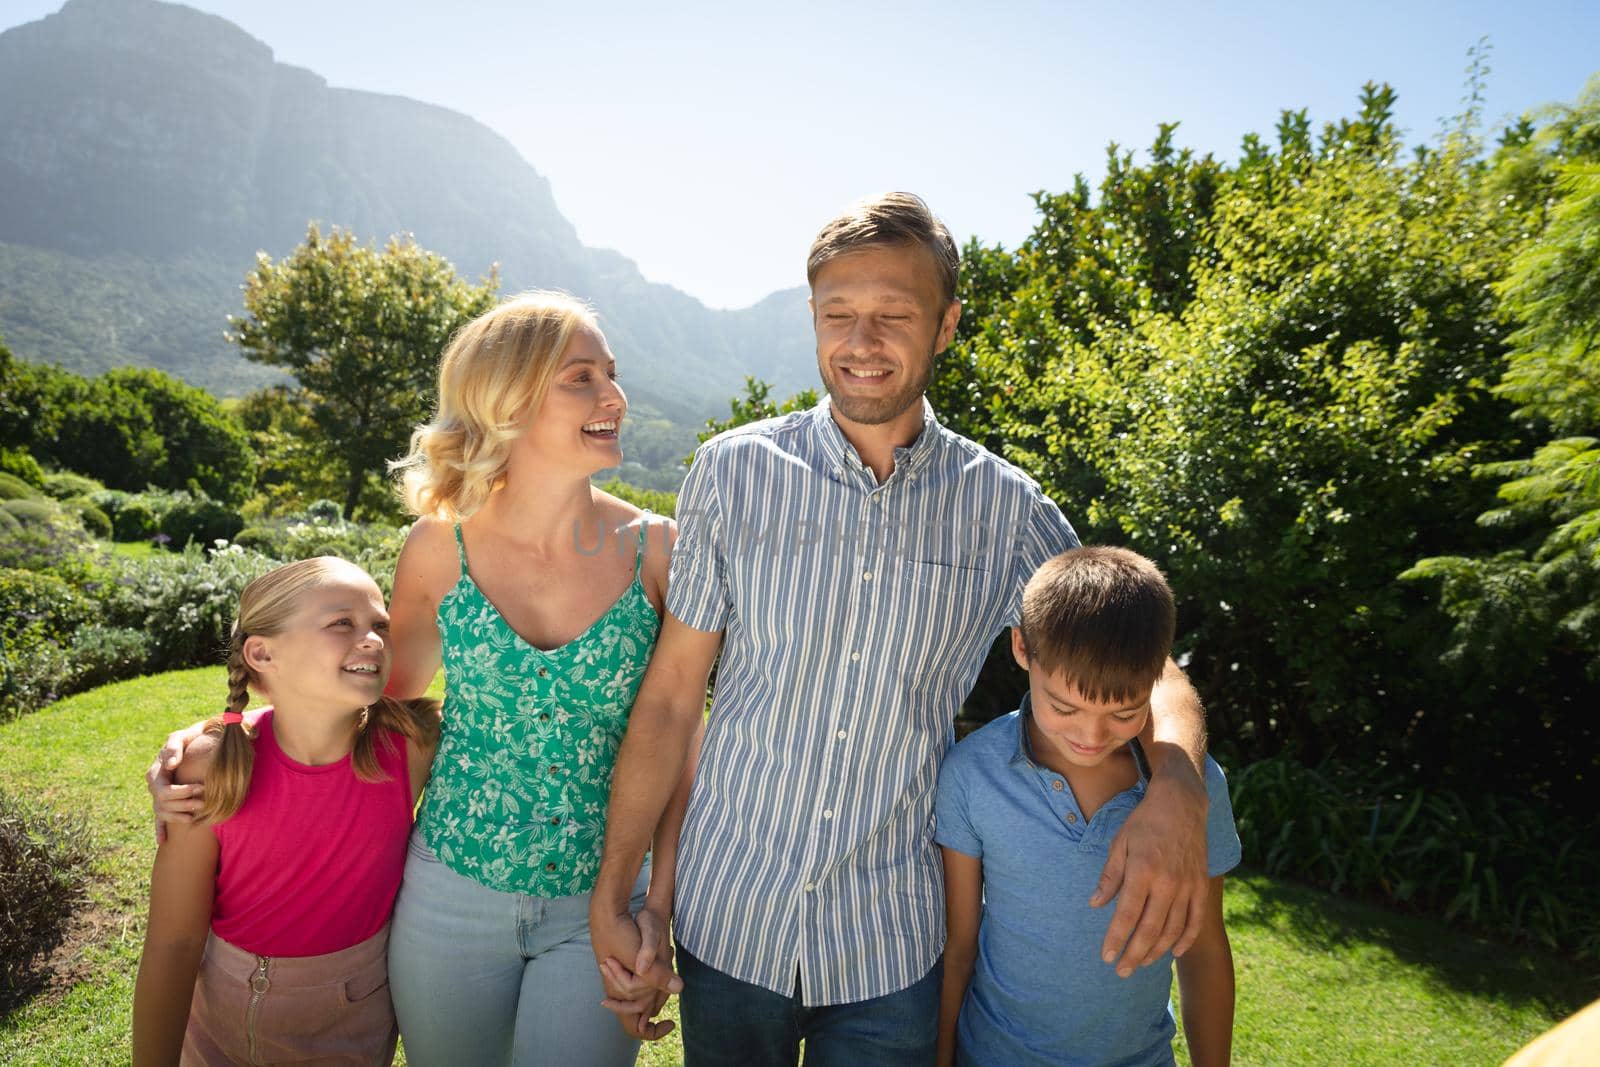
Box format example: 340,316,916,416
1,669,1593,1065
104,539,162,560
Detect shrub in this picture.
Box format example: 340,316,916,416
65,625,151,690
0,449,44,489
0,788,94,1014
41,472,104,501
0,508,17,536
0,569,94,719
88,488,130,521
1,498,55,526
0,472,41,501
222,515,406,593
159,497,244,549
1230,754,1600,960
105,544,279,671
63,498,113,540
112,497,159,541
305,498,343,523
0,503,97,576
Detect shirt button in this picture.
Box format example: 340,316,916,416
862,571,873,581
548,766,560,776
1052,779,1064,791
550,816,561,825
804,882,816,893
850,651,861,662
1066,812,1078,824
545,862,558,872
836,730,847,740
823,809,833,820
537,667,548,678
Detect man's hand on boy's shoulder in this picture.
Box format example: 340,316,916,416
1089,761,1209,977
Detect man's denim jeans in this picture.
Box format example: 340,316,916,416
677,943,940,1067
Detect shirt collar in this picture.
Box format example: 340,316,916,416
811,395,942,477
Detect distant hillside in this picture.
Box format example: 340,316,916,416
0,0,817,418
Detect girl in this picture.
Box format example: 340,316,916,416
133,557,439,1067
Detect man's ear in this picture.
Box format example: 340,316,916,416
934,299,962,355
1010,626,1029,671
242,634,274,675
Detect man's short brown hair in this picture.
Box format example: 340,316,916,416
1018,546,1176,704
806,192,961,307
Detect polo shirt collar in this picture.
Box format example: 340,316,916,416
811,395,941,478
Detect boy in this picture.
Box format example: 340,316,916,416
935,546,1240,1066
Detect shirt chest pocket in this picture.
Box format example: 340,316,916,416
893,560,994,678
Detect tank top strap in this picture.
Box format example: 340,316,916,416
633,512,652,579
452,523,469,577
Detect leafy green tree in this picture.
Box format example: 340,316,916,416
1407,81,1600,744
230,224,499,519
696,376,819,450
99,369,254,505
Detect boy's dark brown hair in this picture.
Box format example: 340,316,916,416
1018,546,1176,704
806,192,961,307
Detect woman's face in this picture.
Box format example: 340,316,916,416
516,325,627,474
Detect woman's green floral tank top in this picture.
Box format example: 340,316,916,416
418,521,659,896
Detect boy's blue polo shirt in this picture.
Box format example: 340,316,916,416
934,698,1241,1067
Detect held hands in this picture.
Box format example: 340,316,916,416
1089,765,1209,977
591,904,682,1041
145,723,209,844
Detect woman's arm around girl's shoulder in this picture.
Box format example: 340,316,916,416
132,743,221,1066
387,516,459,700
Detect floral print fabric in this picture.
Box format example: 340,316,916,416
418,523,659,896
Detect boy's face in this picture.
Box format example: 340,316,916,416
1011,628,1152,769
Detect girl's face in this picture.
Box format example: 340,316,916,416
514,325,627,474
247,571,391,715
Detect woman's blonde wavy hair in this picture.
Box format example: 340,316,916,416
198,556,440,824
392,291,599,520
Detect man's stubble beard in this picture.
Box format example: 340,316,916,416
819,348,936,427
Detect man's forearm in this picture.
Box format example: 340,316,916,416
1147,658,1207,778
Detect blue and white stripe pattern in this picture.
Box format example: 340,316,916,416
666,397,1078,1006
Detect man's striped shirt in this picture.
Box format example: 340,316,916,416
666,397,1078,1006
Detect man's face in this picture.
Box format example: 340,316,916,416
809,243,961,429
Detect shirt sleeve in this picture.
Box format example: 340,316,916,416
1202,757,1243,878
666,439,732,634
934,745,983,859
1002,488,1080,627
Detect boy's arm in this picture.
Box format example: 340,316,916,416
1092,658,1210,974
938,848,983,1067
132,818,218,1067
1175,876,1234,1067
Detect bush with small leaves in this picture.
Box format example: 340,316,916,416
111,497,159,541
0,472,41,501
0,450,44,489
62,498,113,540
0,788,94,1013
159,497,244,550
41,472,104,501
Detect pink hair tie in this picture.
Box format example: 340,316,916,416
221,711,245,725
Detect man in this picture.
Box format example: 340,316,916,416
590,192,1211,1064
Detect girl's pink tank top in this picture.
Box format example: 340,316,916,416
210,709,414,957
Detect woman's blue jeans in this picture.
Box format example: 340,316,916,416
388,830,648,1066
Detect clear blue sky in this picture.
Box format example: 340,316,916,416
3,0,1597,308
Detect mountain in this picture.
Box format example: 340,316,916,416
0,0,818,422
